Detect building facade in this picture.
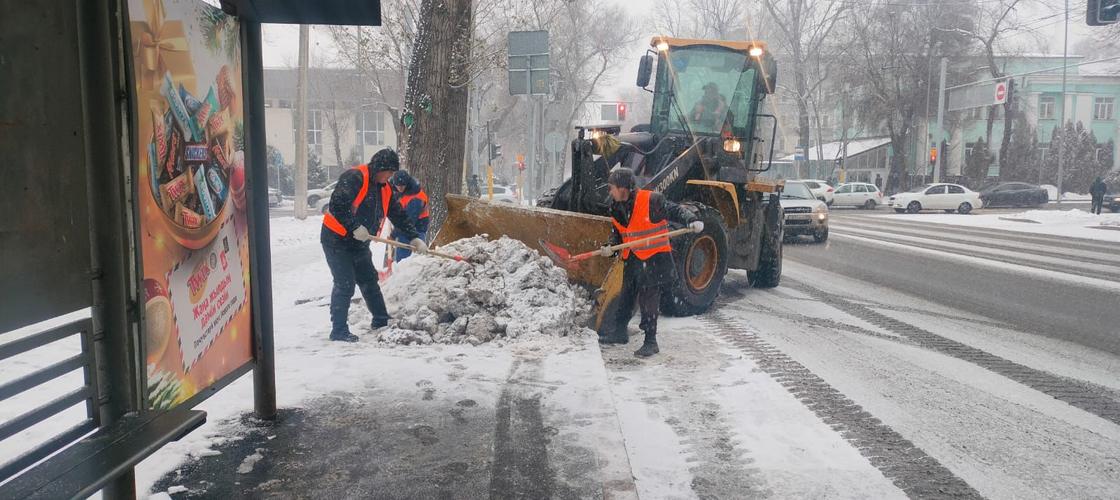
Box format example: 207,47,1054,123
263,68,402,180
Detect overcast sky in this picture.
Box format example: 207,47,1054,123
259,0,1097,100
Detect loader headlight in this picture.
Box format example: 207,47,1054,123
723,139,742,153
656,41,670,52
591,130,607,140
748,46,764,57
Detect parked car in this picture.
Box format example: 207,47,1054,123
800,179,835,205
481,184,518,204
306,181,337,208
781,181,829,242
268,187,283,207
1107,190,1120,213
979,182,1048,208
888,183,983,214
833,182,884,209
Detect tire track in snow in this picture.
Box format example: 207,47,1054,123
702,311,982,499
786,281,1120,426
489,357,553,499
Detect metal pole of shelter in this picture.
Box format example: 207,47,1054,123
934,57,947,183
82,0,141,496
528,96,538,201
242,18,278,420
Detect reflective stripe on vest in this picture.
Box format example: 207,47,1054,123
399,189,430,219
323,165,392,237
610,189,671,260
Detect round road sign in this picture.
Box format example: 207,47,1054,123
994,82,1007,103
544,131,565,153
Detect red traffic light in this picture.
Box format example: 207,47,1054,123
617,102,627,121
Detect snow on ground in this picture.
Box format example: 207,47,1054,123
134,216,601,494
1041,185,1093,202
880,209,1120,242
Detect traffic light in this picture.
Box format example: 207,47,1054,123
1088,0,1119,25
617,102,627,121
929,146,938,164
489,143,502,161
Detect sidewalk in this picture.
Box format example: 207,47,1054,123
149,336,637,499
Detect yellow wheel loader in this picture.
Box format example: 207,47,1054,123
435,37,785,334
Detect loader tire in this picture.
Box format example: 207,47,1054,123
662,205,729,317
749,201,783,288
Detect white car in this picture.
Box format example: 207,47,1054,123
833,182,884,209
800,179,835,205
307,181,337,208
481,184,518,203
888,183,983,214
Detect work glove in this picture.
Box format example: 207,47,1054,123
596,245,614,257
410,238,429,254
689,220,705,233
352,225,373,241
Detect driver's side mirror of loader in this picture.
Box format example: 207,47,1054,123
636,55,653,88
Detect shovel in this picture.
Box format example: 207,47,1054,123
539,227,695,272
370,236,468,262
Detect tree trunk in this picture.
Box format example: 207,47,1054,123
401,0,473,235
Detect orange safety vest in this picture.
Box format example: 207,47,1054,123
398,189,430,219
611,189,672,261
322,164,392,237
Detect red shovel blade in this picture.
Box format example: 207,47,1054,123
538,238,579,271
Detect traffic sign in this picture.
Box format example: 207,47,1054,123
994,81,1008,104
544,131,565,153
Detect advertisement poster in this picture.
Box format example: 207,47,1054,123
128,0,253,409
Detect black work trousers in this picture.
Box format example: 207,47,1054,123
613,265,662,343
323,243,389,336
1091,196,1103,215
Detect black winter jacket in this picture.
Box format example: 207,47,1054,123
321,168,419,249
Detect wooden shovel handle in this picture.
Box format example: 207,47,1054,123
571,227,695,262
370,236,464,262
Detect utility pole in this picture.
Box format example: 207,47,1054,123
294,25,309,219
528,96,538,201
1057,0,1069,202
934,57,947,183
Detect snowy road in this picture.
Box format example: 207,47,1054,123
132,214,1120,499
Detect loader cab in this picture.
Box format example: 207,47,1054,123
642,38,776,170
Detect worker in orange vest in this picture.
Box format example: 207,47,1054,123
321,149,427,342
597,168,702,357
389,170,430,261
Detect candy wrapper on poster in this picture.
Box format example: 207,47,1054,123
129,0,252,410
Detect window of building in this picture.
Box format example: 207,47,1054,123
356,110,385,146
293,109,323,154
1097,147,1107,162
1038,95,1055,119
278,99,292,109
819,114,832,128
1093,97,1114,121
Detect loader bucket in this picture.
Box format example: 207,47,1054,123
434,194,626,334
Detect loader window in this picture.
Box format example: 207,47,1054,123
654,46,758,139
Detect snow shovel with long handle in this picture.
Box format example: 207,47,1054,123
370,236,468,262
539,227,695,272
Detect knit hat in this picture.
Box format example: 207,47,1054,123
369,148,400,173
608,167,637,190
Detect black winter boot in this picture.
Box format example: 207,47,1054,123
634,334,659,357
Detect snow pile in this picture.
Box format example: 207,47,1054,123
1008,209,1120,226
1041,185,1092,202
378,235,593,345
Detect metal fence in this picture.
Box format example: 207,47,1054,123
0,315,100,482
